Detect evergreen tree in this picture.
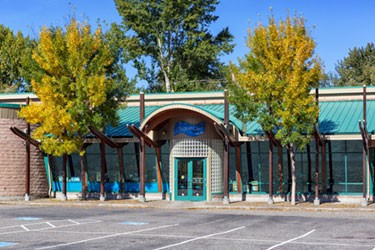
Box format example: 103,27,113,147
114,0,234,92
0,25,35,92
335,43,375,86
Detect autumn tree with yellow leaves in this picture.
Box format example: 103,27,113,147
19,18,130,156
229,14,323,205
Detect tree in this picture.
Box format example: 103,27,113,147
0,25,35,92
335,43,375,86
19,18,130,156
114,0,234,92
229,14,323,205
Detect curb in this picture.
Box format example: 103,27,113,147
1,200,375,213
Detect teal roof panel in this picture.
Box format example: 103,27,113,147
104,100,375,137
104,106,160,137
319,100,375,135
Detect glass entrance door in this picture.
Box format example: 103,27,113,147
175,158,206,201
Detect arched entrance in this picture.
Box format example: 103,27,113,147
140,104,227,201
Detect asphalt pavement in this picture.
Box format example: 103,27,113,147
0,201,375,249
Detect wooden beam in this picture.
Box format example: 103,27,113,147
213,122,238,147
10,127,41,148
88,126,119,148
127,124,158,148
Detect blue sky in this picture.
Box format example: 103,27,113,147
1,0,374,75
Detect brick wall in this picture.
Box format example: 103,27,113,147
0,119,48,199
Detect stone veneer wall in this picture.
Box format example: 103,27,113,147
0,118,48,199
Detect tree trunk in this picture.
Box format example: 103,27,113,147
278,144,283,193
288,144,297,205
80,153,87,200
157,37,172,92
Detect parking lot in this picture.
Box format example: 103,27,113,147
0,203,374,249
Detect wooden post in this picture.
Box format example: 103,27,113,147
307,144,312,193
155,147,163,192
100,141,106,201
25,97,31,201
118,146,124,195
322,141,326,193
62,154,67,200
223,90,230,204
223,137,229,204
80,152,87,200
314,88,320,206
328,141,334,193
314,137,320,205
362,85,367,205
235,146,242,193
287,148,291,193
140,92,145,123
139,137,146,202
268,138,273,204
139,92,146,202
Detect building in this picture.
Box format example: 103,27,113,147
0,87,374,204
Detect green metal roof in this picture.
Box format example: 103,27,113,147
243,100,375,136
319,100,375,135
105,106,160,137
105,103,243,137
105,99,375,137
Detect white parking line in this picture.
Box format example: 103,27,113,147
266,229,316,250
20,225,30,232
46,222,56,228
152,226,246,250
36,224,179,250
67,219,80,225
0,219,101,235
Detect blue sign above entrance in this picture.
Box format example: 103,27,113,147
174,121,205,137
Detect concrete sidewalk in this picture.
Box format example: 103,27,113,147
1,198,375,213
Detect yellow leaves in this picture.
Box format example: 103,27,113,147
87,75,107,107
230,13,323,145
20,17,119,156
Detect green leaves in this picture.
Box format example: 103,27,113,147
0,25,35,92
19,18,131,156
229,14,322,148
335,43,375,86
114,0,234,92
